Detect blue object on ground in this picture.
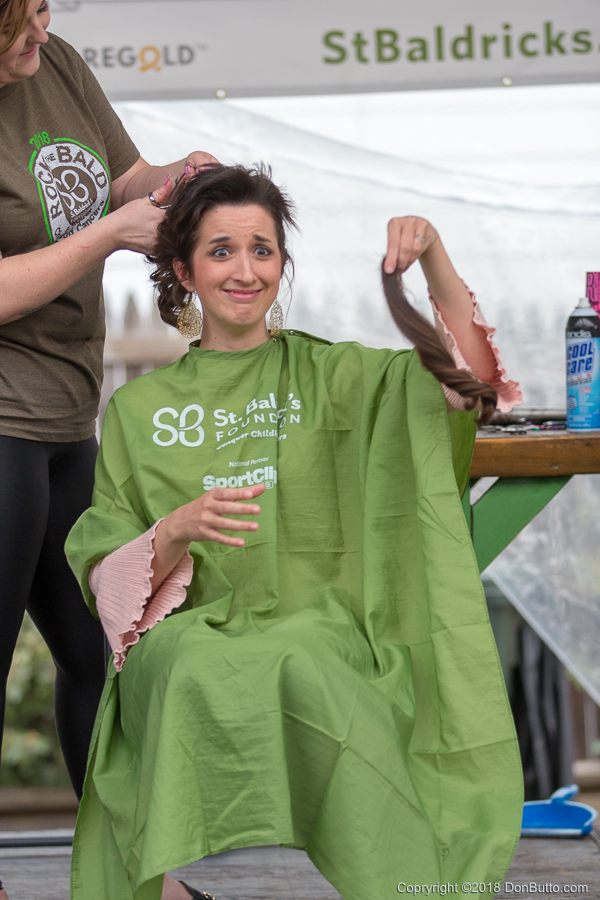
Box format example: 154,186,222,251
522,785,598,837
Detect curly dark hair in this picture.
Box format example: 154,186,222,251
148,163,297,328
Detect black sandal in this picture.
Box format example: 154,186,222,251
178,882,217,900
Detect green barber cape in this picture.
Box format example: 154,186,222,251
66,332,523,900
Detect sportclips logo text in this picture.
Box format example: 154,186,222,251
322,20,597,66
82,43,205,73
203,467,278,492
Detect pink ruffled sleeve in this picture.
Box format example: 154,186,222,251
429,287,523,413
89,519,192,672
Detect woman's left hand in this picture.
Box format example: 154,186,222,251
383,216,439,275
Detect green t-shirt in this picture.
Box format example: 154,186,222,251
0,33,139,442
66,333,522,900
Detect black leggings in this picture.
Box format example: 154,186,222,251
0,434,105,799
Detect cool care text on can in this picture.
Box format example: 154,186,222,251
566,302,600,432
567,340,595,376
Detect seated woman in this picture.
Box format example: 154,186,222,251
66,164,523,900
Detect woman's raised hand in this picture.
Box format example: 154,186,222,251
165,484,265,548
383,216,439,275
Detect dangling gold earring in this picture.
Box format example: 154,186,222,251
269,299,283,339
177,293,203,338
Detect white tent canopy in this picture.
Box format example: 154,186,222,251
106,90,600,409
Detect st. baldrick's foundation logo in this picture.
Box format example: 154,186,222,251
29,133,110,243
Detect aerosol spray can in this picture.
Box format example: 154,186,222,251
566,273,600,432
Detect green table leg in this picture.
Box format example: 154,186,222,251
464,476,571,572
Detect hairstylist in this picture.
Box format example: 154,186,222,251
0,0,216,885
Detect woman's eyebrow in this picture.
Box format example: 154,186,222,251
207,234,273,244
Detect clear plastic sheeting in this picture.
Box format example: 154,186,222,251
487,474,600,706
108,89,600,409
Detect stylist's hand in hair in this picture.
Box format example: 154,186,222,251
181,151,220,180
108,177,175,255
384,216,439,275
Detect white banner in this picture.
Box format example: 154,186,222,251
50,0,600,100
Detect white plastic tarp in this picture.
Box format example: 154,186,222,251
487,476,600,708
50,0,600,101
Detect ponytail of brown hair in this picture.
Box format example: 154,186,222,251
381,263,497,425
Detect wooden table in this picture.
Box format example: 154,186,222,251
465,431,600,572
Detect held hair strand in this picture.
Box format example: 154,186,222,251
381,263,497,425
